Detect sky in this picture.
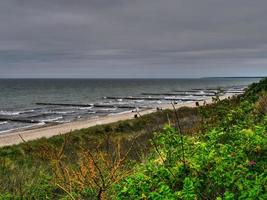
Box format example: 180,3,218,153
0,0,267,78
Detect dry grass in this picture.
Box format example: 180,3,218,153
254,92,267,117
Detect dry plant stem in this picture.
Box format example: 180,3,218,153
84,149,106,188
83,150,106,199
143,110,176,177
150,136,175,178
78,136,138,200
105,135,138,185
18,134,26,143
136,108,142,117
171,102,186,168
18,134,33,150
56,183,75,200
58,133,69,160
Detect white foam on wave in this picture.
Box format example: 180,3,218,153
87,111,96,114
0,110,35,116
0,111,21,116
40,116,63,122
0,121,8,125
44,110,75,115
56,111,75,114
134,100,144,103
108,110,133,116
76,106,93,110
98,108,117,111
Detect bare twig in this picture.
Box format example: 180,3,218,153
56,183,75,200
171,102,186,168
150,137,175,178
18,134,26,143
135,108,142,117
57,133,70,160
85,150,106,189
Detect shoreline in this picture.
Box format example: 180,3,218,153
0,95,231,147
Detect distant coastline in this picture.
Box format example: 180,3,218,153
202,76,266,79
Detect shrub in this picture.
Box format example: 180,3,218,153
115,93,267,200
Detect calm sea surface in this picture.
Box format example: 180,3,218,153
0,78,260,134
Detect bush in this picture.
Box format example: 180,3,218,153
115,89,267,199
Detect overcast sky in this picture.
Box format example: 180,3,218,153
0,0,267,78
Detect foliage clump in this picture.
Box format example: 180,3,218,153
115,79,267,200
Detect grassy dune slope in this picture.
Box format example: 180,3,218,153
0,78,266,199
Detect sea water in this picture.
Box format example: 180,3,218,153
0,78,260,134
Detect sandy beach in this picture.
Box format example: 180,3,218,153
0,96,231,147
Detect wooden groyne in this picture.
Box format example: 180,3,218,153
0,117,40,124
191,88,218,91
36,102,92,107
141,92,216,96
226,91,244,94
104,96,203,101
36,102,144,109
94,104,146,109
173,89,218,94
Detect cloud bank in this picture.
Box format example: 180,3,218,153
0,0,267,78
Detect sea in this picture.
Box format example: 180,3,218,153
0,78,261,134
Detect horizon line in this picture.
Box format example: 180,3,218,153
0,76,265,80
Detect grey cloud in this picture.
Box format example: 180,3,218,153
0,0,267,77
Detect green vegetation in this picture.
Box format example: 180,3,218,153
0,78,267,199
